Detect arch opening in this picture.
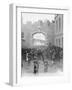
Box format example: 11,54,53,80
32,32,46,46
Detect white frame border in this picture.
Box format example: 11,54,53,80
9,4,70,86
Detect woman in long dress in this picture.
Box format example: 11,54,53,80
33,61,39,74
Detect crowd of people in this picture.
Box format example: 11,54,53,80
21,44,63,74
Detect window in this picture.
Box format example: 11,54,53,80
33,33,46,41
56,39,58,46
21,32,24,39
59,17,61,32
59,38,60,47
32,32,46,46
62,37,63,47
56,20,58,33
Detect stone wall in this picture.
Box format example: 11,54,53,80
21,20,55,48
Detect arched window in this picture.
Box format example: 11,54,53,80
32,32,46,46
33,33,46,41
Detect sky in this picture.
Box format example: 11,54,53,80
22,13,56,24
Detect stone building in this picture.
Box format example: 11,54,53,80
21,14,63,48
21,20,55,48
54,14,63,48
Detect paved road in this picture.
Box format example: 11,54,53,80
21,59,63,76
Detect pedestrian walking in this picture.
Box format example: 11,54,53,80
44,61,48,72
33,61,39,74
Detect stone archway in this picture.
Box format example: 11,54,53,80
32,32,47,47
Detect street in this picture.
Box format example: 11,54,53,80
21,59,63,76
